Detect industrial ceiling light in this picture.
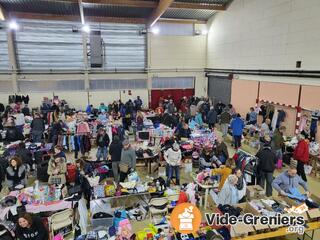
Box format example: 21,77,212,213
201,29,208,35
81,24,90,33
8,21,18,30
151,27,160,35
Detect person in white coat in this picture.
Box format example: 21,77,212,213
164,142,182,187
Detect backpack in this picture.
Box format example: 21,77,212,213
66,164,77,183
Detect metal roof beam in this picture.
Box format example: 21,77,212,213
148,0,174,27
9,12,146,24
171,2,225,10
82,0,157,8
0,3,7,20
78,0,85,24
81,0,225,10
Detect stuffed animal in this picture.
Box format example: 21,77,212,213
117,219,132,240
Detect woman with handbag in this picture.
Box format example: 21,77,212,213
119,139,136,182
47,157,67,185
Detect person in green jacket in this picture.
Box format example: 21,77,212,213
271,126,286,161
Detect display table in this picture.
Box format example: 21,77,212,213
310,154,320,177
137,153,159,174
25,200,72,213
191,173,214,210
233,221,320,240
92,192,151,208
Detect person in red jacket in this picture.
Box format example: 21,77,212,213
293,134,309,182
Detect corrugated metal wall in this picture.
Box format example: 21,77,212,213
90,79,147,90
0,27,10,71
152,77,194,89
89,23,146,70
18,80,85,92
15,20,84,70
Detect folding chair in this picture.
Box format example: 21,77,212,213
48,208,73,239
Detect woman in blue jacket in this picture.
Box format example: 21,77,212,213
230,114,245,149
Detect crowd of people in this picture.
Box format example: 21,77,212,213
0,94,314,239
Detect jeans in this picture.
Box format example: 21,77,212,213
221,123,229,137
96,146,108,161
112,162,119,183
234,135,242,149
248,120,257,125
218,154,227,164
297,160,307,182
259,171,274,197
167,165,180,187
16,125,24,134
208,123,215,129
32,130,43,143
275,149,283,161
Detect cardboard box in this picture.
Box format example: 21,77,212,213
307,194,320,219
246,185,265,200
235,202,270,231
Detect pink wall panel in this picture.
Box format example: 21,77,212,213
300,85,320,110
259,82,300,106
231,79,258,118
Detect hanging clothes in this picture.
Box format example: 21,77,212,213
310,117,318,141
266,103,275,121
271,110,279,131
299,116,308,133
76,122,90,135
22,95,30,104
276,110,286,128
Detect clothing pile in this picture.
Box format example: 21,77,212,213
249,200,277,217
260,199,285,214
309,142,319,155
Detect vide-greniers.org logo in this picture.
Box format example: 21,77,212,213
171,204,306,235
205,213,306,235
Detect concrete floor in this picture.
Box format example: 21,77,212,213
1,129,320,239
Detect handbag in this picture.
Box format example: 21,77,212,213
68,185,82,196
49,176,62,185
304,164,313,175
119,163,129,173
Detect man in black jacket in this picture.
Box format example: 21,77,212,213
256,135,277,197
96,128,110,161
109,135,123,182
30,113,45,143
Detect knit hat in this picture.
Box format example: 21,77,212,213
290,158,298,169
122,139,130,146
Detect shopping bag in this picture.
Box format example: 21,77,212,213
276,159,283,169
119,163,129,173
304,164,313,175
158,166,166,177
184,162,193,173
